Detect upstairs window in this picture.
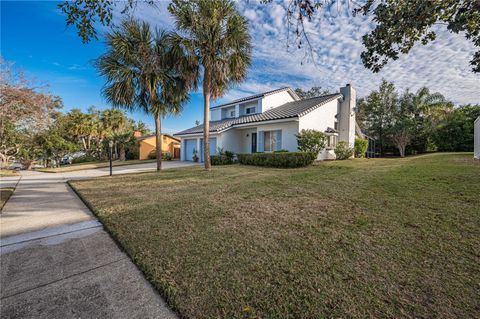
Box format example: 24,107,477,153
230,110,235,117
246,107,256,114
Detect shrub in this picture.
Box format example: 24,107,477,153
211,155,233,165
148,150,156,160
211,148,235,165
296,129,326,157
162,152,173,161
335,141,354,160
274,149,289,153
237,152,316,168
72,155,97,164
354,138,368,158
148,150,173,160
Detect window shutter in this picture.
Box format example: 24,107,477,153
276,130,282,151
258,131,264,152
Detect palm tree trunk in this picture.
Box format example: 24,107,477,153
203,70,211,170
155,113,162,171
119,146,126,161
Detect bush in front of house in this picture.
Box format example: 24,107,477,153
354,138,369,158
295,129,326,157
211,148,235,165
148,150,173,160
237,152,316,168
335,141,354,160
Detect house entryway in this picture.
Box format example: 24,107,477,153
251,132,257,153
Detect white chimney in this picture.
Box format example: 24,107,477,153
338,84,356,149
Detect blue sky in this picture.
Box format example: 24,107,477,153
2,1,479,133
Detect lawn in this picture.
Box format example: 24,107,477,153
70,153,480,318
0,169,19,177
36,159,157,173
1,188,15,211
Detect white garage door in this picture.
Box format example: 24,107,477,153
184,139,197,161
200,138,217,162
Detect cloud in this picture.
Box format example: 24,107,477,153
121,0,479,106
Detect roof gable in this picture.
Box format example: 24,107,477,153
211,87,299,109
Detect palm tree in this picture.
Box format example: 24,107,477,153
96,19,194,171
411,87,453,123
169,0,252,170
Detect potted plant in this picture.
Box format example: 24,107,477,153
192,148,199,162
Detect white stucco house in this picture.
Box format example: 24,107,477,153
174,84,357,161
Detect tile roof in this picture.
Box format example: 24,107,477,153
136,134,180,142
211,87,299,109
175,93,342,136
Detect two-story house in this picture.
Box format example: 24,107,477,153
174,84,356,161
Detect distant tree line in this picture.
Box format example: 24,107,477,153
357,80,480,157
0,59,149,168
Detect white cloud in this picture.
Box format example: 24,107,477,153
122,0,479,105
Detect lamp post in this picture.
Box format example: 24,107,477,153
109,140,113,176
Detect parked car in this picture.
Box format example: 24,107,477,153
8,162,25,170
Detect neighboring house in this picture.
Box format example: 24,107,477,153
475,116,480,160
137,133,181,160
174,84,357,161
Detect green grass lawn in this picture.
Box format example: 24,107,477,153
36,159,157,173
0,169,19,177
1,188,15,211
70,153,480,318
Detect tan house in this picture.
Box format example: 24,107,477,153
137,133,181,160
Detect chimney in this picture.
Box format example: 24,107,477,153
338,84,356,149
133,131,142,138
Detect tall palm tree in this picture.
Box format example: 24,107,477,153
96,19,194,171
169,0,252,170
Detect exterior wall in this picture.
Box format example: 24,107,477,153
217,129,243,153
236,128,257,153
139,135,181,160
255,121,300,152
239,101,258,116
475,116,480,160
298,99,338,132
261,91,296,112
211,109,221,121
221,106,236,119
298,99,339,160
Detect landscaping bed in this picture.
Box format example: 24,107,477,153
70,153,480,318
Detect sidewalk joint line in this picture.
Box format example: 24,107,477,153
1,256,128,300
0,224,103,248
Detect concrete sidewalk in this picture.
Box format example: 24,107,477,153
0,166,183,318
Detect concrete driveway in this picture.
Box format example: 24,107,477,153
0,161,196,318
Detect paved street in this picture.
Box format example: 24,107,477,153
0,162,196,318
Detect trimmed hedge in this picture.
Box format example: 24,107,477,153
237,152,316,168
211,155,234,165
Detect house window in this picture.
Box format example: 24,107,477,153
230,110,235,117
246,107,256,114
263,130,281,152
334,121,338,131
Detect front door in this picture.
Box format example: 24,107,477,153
251,133,257,153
